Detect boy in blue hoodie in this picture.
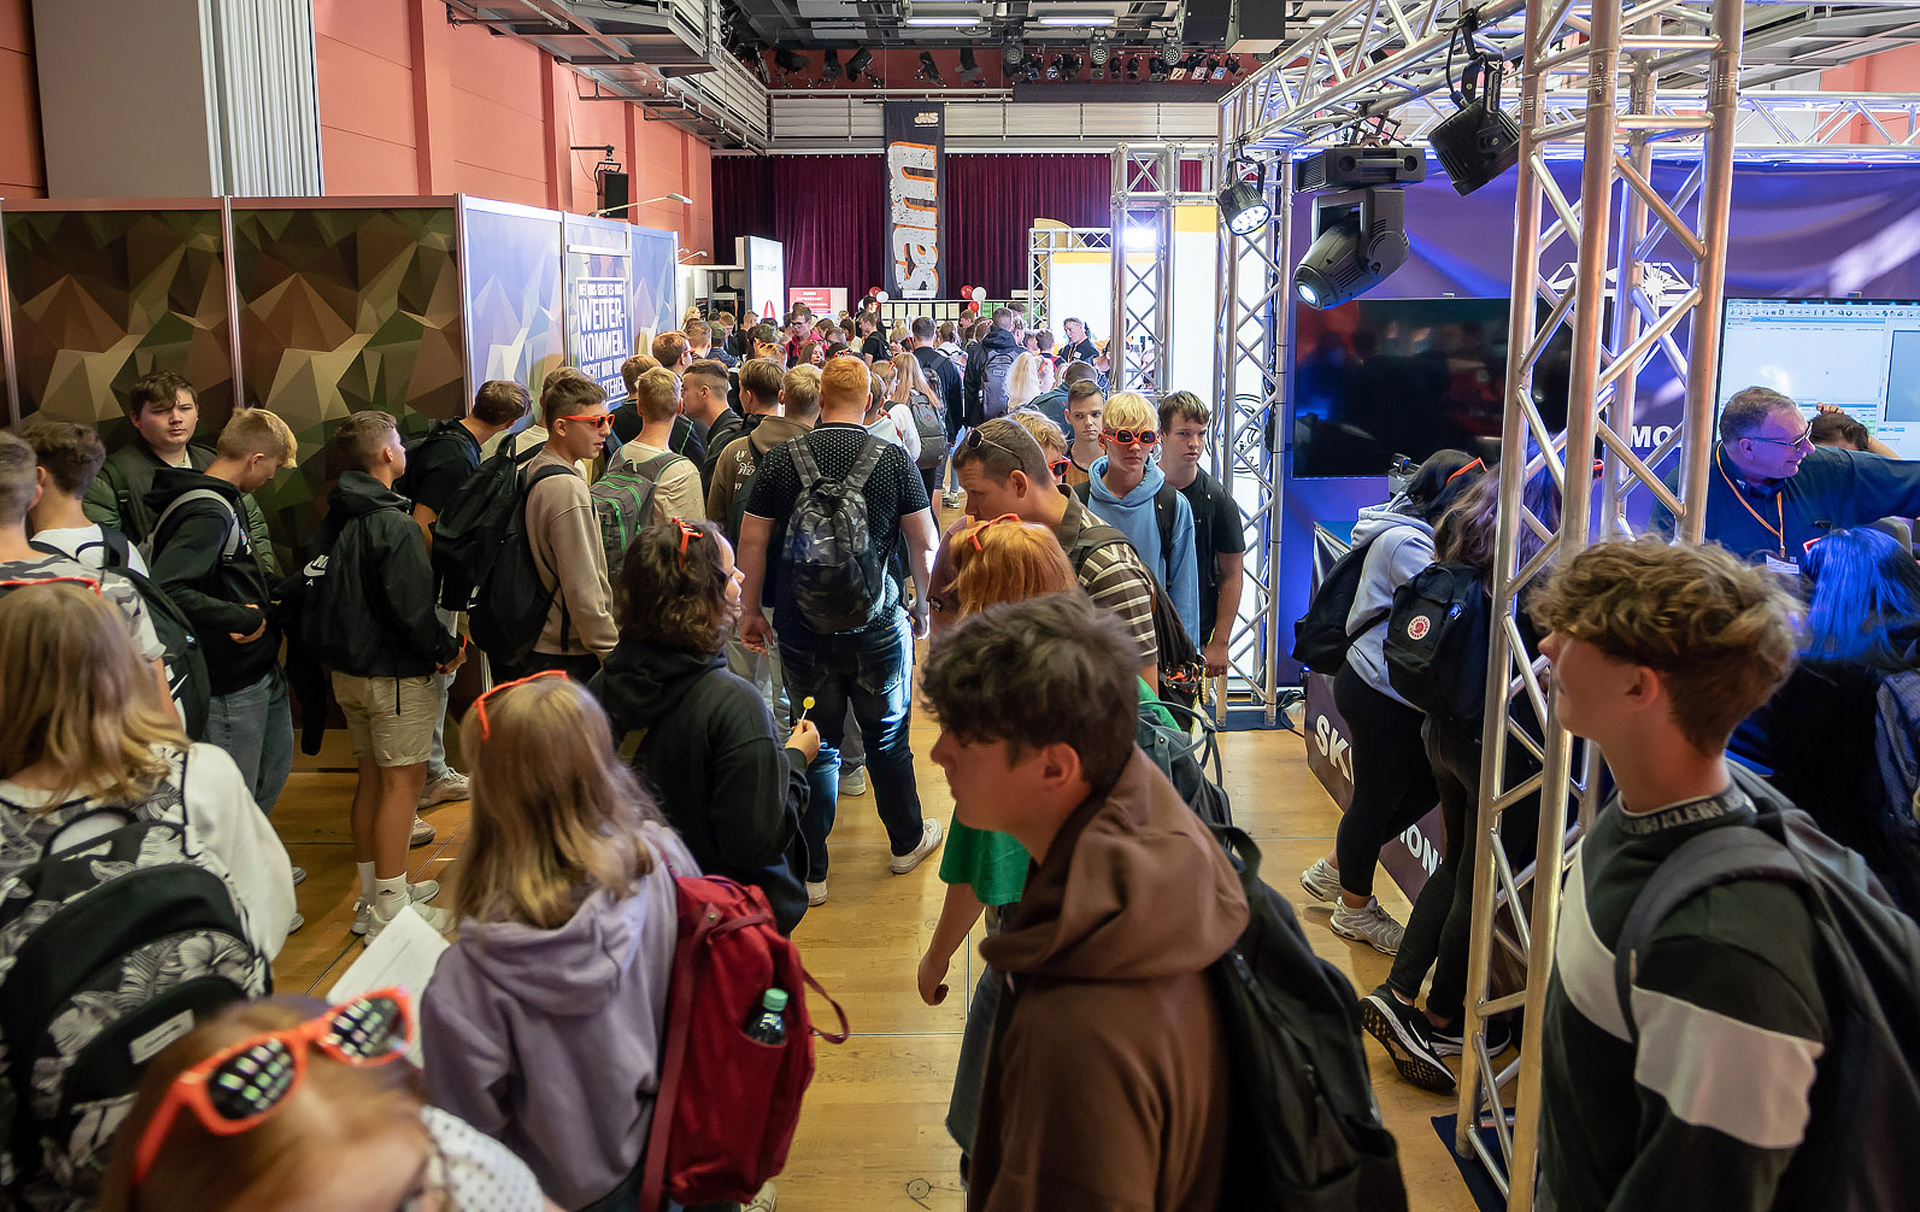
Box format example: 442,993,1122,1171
1075,390,1202,645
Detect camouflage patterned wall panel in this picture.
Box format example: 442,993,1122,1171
4,208,234,446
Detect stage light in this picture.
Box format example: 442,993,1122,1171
1044,54,1061,81
959,46,981,80
1218,158,1272,238
1161,27,1181,64
822,49,843,81
1428,50,1521,195
1224,54,1242,75
1125,56,1141,81
775,49,809,72
1124,224,1158,250
1059,52,1082,79
846,47,874,80
1025,59,1042,82
752,49,772,85
1206,55,1224,80
918,51,945,86
1089,34,1109,65
1294,187,1409,310
1004,38,1026,72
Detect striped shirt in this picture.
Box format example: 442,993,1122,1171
1539,781,1828,1212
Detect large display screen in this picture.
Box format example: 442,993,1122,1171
740,236,785,324
1292,296,1571,478
1719,297,1920,459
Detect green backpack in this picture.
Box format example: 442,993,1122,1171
591,450,676,579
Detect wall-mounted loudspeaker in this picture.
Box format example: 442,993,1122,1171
598,170,630,215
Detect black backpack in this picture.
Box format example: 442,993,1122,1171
782,435,890,635
428,434,546,612
1383,563,1490,728
27,533,213,740
395,419,471,502
1138,699,1233,833
1613,770,1920,1212
1291,529,1401,675
1209,827,1409,1210
468,464,579,667
0,751,269,1211
1065,520,1205,702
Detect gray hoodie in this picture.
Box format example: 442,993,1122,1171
422,821,696,1209
1344,499,1435,707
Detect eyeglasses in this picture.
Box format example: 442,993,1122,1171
0,575,102,596
474,669,568,740
673,517,703,568
962,513,1022,551
1747,421,1814,451
1105,428,1158,448
1445,458,1483,485
133,989,412,1187
560,412,615,432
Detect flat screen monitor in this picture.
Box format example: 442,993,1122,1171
1718,297,1920,459
1291,296,1570,478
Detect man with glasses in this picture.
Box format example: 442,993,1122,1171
1650,385,1920,565
514,368,621,680
1076,391,1202,647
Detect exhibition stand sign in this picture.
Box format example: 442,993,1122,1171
884,101,945,299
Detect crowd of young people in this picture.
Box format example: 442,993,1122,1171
4,295,1913,1212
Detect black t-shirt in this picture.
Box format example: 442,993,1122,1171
745,421,931,638
861,333,889,363
404,421,481,517
1176,467,1248,644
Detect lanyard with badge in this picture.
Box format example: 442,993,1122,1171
1715,446,1794,571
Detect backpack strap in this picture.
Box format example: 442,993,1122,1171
788,433,824,491
1611,824,1804,1041
842,434,886,493
1153,480,1179,561
151,489,242,561
101,526,132,570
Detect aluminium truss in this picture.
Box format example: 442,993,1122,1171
1218,1,1920,1207
1026,225,1115,339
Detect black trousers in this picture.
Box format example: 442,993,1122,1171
1331,663,1438,900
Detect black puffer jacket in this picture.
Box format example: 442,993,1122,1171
302,471,459,678
592,644,810,933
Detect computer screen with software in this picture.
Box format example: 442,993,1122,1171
1719,297,1920,458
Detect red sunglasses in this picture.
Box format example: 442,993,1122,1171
560,412,615,431
474,669,568,740
1105,428,1158,448
133,989,412,1187
673,517,703,568
0,575,102,596
962,513,1022,551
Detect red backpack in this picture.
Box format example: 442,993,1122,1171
639,873,848,1210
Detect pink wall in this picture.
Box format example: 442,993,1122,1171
1822,45,1920,145
314,0,713,258
0,0,44,198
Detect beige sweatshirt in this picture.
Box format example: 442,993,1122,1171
615,438,706,525
523,450,619,657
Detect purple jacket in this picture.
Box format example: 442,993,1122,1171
422,821,695,1209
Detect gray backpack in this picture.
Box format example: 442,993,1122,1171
980,345,1020,420
908,390,948,468
782,435,889,635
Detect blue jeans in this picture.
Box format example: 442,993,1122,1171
426,607,458,781
205,666,294,814
781,612,924,881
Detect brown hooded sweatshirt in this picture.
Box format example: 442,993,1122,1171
968,749,1250,1212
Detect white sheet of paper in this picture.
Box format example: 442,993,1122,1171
326,905,449,1069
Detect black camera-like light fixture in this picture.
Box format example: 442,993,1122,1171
1428,19,1522,195
846,47,875,80
774,49,809,72
1294,187,1410,310
959,46,981,80
918,51,945,86
1218,158,1273,238
822,48,843,81
1004,38,1026,72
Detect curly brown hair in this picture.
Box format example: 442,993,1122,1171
1529,538,1797,754
615,519,734,655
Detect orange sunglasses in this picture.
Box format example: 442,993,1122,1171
133,988,412,1187
961,513,1022,551
0,575,102,596
474,669,569,740
672,517,704,568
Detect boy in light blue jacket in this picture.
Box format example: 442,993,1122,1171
1076,391,1202,644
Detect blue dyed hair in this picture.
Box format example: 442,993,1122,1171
1802,526,1920,666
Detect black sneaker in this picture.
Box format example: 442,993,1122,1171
1359,986,1456,1094
1431,1013,1514,1059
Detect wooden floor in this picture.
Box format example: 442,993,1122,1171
275,712,1488,1212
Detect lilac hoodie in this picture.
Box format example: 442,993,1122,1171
422,821,696,1209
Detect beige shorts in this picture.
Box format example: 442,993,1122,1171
332,672,438,767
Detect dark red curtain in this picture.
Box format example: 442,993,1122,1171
711,153,1112,303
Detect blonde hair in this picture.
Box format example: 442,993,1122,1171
1529,538,1798,754
1006,352,1048,411
455,676,659,929
97,1001,424,1212
1007,408,1067,458
1101,390,1155,434
891,351,934,403
780,364,822,418
214,408,296,469
950,519,1079,617
0,582,184,806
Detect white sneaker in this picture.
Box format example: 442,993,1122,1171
290,865,307,887
743,1181,778,1212
287,911,305,934
368,900,453,940
805,880,828,907
840,766,868,796
419,771,470,808
1331,898,1406,955
890,818,944,875
353,880,442,935
409,814,436,848
941,490,963,509
1298,857,1343,903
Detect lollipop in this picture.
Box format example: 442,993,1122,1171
797,695,816,723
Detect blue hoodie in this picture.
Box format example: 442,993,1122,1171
1087,456,1203,645
422,821,696,1209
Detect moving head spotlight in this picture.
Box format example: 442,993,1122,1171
1294,187,1409,310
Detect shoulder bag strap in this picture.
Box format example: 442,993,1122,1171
842,434,886,493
